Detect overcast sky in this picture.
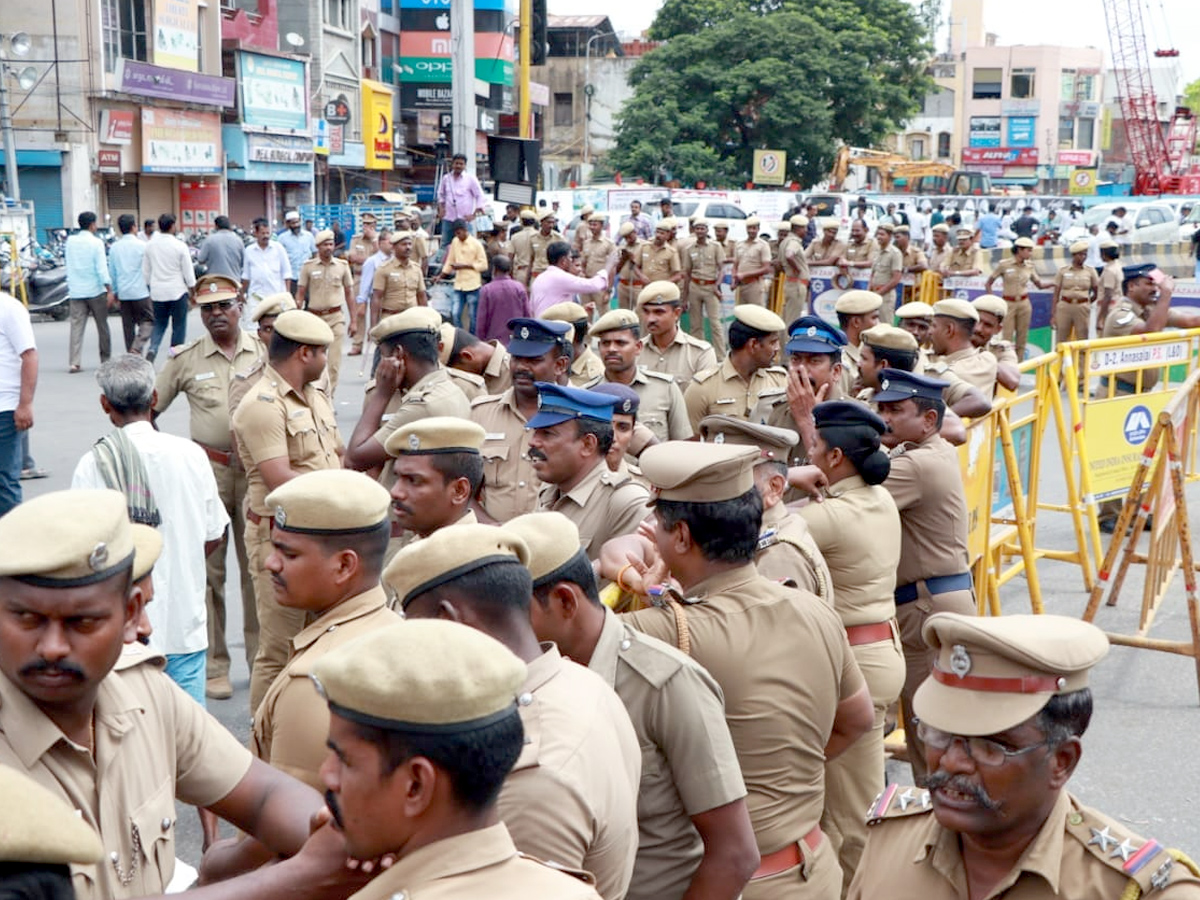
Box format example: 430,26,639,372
549,0,1200,87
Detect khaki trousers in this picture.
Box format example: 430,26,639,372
205,458,257,679
1055,301,1090,345
1001,297,1031,362
741,833,840,900
737,278,766,307
688,283,727,359
246,513,308,714
318,312,346,396
821,632,904,896
617,280,638,310
783,280,809,327
895,587,975,784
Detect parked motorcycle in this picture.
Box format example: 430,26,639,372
0,247,69,319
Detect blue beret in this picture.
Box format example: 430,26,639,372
589,382,640,415
1121,263,1156,281
528,382,618,429
786,316,847,354
507,318,572,358
872,368,950,404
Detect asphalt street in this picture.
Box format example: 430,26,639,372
19,308,1200,875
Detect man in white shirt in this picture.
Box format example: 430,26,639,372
357,229,393,338
142,213,196,362
0,290,37,516
241,216,293,326
71,354,228,705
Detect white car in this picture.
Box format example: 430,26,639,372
1060,202,1180,245
804,193,886,241
668,199,751,241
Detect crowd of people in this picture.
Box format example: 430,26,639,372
2,180,1200,900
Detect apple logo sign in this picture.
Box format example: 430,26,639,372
435,12,449,29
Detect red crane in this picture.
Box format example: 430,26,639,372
1102,0,1200,194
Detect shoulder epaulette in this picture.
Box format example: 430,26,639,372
692,366,719,384
1065,807,1200,894
168,338,200,358
866,785,933,824
642,368,675,383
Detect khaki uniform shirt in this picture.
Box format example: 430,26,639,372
799,474,902,626
927,243,953,272
683,357,788,432
570,345,606,387
371,367,472,455
347,232,378,280
682,240,725,282
471,388,541,523
482,342,513,394
250,587,399,790
582,234,616,277
991,257,1037,297
943,246,981,275
848,789,1200,900
500,645,641,900
984,337,1019,367
733,237,771,277
584,368,693,443
903,245,929,270
806,237,848,265
928,346,998,395
871,244,904,292
446,367,486,401
589,609,746,900
755,500,834,603
1055,263,1099,302
623,564,866,853
372,256,424,312
0,656,252,900
510,226,536,275
843,238,879,267
1102,298,1160,390
841,341,863,398
348,823,602,900
637,242,682,284
885,433,970,586
530,229,565,276
299,256,352,312
538,460,650,560
1099,260,1123,306
232,366,343,515
154,330,261,449
779,234,810,280
639,329,718,387
615,239,643,286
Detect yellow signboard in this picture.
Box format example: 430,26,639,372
957,413,994,564
1082,391,1170,500
361,80,394,171
153,0,199,72
752,149,787,186
1069,167,1097,196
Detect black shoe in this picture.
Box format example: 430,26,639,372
146,350,156,363
1098,518,1117,534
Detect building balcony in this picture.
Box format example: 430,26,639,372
220,0,279,52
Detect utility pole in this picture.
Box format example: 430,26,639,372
452,0,476,173
0,73,19,202
519,0,531,138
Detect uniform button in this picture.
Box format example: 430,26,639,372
518,692,533,706
518,481,526,487
619,639,631,651
327,625,338,633
110,851,120,863
161,817,172,831
390,893,407,900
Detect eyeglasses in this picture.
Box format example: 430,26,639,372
916,721,1049,767
201,300,238,312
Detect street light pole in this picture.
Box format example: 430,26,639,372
0,62,19,203
583,30,617,172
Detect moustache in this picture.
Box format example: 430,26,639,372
391,501,414,516
20,659,85,681
925,771,1001,811
324,790,345,829
526,448,548,463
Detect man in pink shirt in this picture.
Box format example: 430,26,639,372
436,153,487,244
531,242,609,316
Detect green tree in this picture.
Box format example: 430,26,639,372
610,0,931,187
1185,78,1200,119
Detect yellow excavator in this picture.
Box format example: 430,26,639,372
829,146,993,194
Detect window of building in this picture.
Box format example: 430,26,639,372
196,4,205,72
553,92,573,127
1075,74,1095,101
910,137,926,160
324,0,351,30
1010,68,1035,99
1058,116,1075,145
362,28,376,74
937,132,951,158
101,0,148,74
1077,117,1095,149
972,67,1002,99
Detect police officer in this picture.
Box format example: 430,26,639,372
837,219,878,277
226,292,299,438
940,228,983,278
529,210,565,284
543,300,606,385
1097,239,1123,325
834,290,883,398
442,325,513,394
766,316,848,465
895,300,935,351
345,213,378,356
310,619,604,900
153,273,261,700
638,280,718,387
848,614,1200,899
869,224,904,321
926,222,952,273
780,215,811,324
232,310,343,713
510,208,539,286
635,219,683,288
0,764,103,891
682,218,728,357
296,230,353,394
872,369,974,784
699,415,833,601
383,417,486,538
927,299,998,396
983,236,1045,362
1052,240,1100,346
370,230,427,328
857,324,991,418
0,490,332,900
807,218,848,267
614,222,645,310
683,306,788,432
510,511,759,900
383,525,641,900
970,294,1021,392
471,318,572,523
529,382,650,559
342,307,470,481
620,441,875,900
733,218,773,306
436,322,487,401
585,308,692,443
580,212,616,310
250,470,399,791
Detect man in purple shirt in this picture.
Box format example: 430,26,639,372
621,199,654,241
476,255,532,345
531,242,609,316
437,153,487,244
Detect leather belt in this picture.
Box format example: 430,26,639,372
195,441,233,467
690,277,717,285
246,509,266,526
629,278,649,286
895,572,973,605
1002,295,1029,302
752,826,823,880
740,274,763,283
785,276,810,284
308,306,344,317
844,621,895,646
1061,297,1091,304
